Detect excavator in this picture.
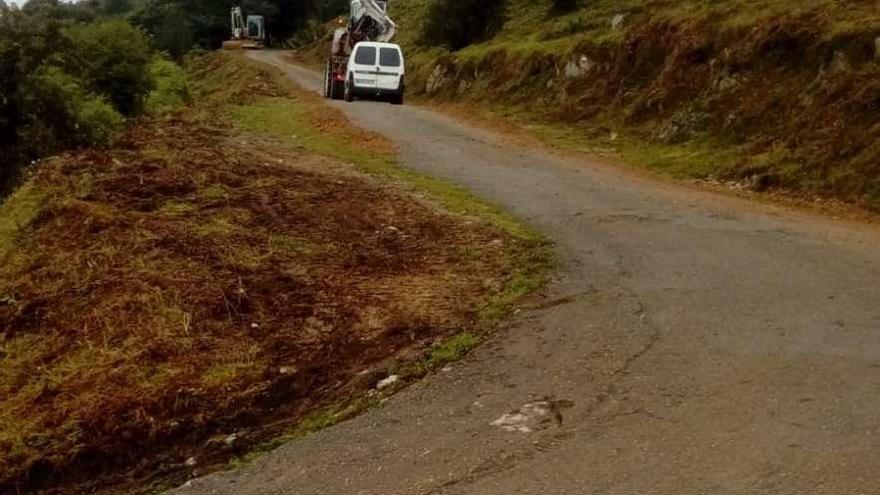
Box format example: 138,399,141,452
223,6,266,50
324,0,397,99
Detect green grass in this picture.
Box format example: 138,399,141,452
146,58,190,115
229,394,382,467
268,234,313,256
0,182,45,266
159,200,196,216
199,183,229,201
399,332,483,379
228,97,539,240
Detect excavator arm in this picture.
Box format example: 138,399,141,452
230,7,245,40
349,0,397,43
333,0,396,56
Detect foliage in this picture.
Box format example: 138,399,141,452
0,8,157,193
65,20,154,116
145,3,196,59
549,0,578,14
146,58,190,114
420,0,508,50
129,0,349,52
19,66,123,151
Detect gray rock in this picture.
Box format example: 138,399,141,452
564,55,592,79
564,60,582,79
376,375,400,390
717,75,739,92
658,109,711,143
830,50,849,72
426,65,449,94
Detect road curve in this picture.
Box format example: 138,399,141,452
169,50,880,495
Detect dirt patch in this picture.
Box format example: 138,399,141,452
0,58,516,494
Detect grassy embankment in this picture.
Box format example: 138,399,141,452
0,52,550,494
387,0,880,210
197,54,553,462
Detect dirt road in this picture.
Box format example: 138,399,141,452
169,51,880,494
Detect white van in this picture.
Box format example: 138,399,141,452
344,42,405,105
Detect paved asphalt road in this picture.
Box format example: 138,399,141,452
168,50,880,495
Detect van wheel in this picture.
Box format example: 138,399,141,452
344,77,354,102
390,88,404,106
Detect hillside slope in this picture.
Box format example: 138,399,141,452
391,0,880,209
0,54,546,494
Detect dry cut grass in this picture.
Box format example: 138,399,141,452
0,54,530,494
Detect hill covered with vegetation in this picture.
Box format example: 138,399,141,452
0,50,547,494
388,0,880,209
0,0,348,195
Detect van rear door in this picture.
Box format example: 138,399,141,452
376,46,402,91
351,45,378,89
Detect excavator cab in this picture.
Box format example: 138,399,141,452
247,15,265,42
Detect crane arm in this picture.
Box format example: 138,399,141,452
349,0,396,43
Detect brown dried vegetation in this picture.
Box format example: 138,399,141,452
0,56,518,493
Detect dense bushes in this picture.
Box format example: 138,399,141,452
66,20,154,116
0,7,157,193
130,0,349,55
550,0,578,13
1,0,351,194
420,0,508,51
146,58,191,114
19,66,124,152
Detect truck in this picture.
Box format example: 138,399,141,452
324,0,397,100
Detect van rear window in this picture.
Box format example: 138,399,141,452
379,48,401,67
354,46,377,65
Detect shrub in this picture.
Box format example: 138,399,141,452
75,95,125,145
146,57,190,114
420,0,507,51
550,0,578,14
19,66,123,150
65,20,154,116
0,9,162,194
152,5,196,59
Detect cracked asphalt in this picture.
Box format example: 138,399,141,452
166,51,880,494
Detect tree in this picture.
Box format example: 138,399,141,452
65,20,154,115
550,0,578,14
21,0,60,16
151,4,196,59
420,0,508,51
0,11,155,192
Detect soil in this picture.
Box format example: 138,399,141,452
0,61,513,493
